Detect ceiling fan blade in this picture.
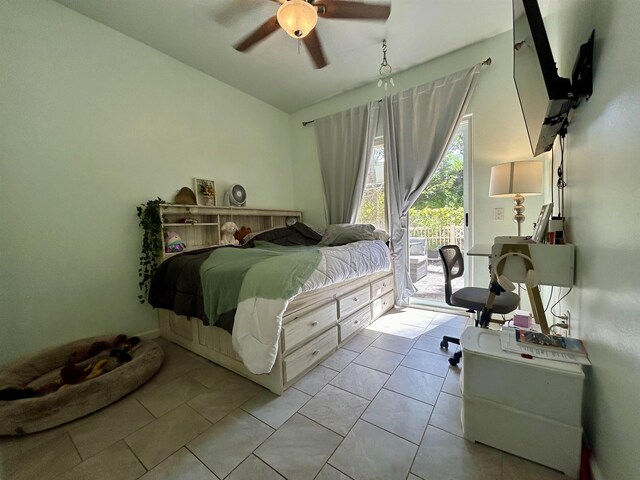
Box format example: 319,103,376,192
316,1,391,20
303,30,328,69
234,16,280,52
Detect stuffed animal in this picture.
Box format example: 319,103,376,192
68,334,127,365
220,221,240,245
164,231,186,253
234,226,252,245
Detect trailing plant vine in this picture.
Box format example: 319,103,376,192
136,197,165,304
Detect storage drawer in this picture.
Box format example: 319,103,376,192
338,286,371,318
284,327,338,383
371,290,394,321
282,301,337,354
371,273,393,298
339,306,371,342
168,314,194,341
462,395,581,477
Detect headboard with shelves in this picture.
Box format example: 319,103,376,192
159,204,302,260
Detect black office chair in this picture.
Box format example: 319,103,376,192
438,245,520,366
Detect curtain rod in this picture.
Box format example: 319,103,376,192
301,57,492,127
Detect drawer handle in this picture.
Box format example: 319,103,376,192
354,320,360,325
312,350,320,356
353,298,360,302
311,321,319,326
382,282,387,287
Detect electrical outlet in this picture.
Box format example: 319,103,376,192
494,207,504,221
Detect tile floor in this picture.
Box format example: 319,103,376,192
0,307,567,480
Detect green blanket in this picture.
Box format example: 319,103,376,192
199,241,322,325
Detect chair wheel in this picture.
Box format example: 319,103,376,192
448,351,462,367
440,341,448,349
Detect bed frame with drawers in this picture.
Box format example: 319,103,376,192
158,270,394,394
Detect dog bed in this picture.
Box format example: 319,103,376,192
0,336,164,435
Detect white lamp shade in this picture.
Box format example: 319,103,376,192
489,160,543,197
277,0,318,39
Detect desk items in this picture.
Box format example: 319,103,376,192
461,327,584,477
500,329,590,365
512,309,532,328
481,243,549,331
548,216,566,244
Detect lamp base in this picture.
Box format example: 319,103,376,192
513,193,525,236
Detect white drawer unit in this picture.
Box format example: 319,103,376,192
338,285,371,319
282,301,337,354
338,306,371,343
461,328,584,478
283,327,338,383
371,273,393,298
371,290,394,321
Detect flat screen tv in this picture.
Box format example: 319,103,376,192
512,0,593,157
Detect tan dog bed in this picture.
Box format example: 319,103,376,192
0,336,163,435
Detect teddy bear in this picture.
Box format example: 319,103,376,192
220,221,240,245
234,226,252,245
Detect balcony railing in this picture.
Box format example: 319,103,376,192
408,225,465,252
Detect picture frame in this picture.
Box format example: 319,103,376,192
194,178,217,206
531,202,553,243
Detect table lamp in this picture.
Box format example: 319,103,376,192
489,160,542,236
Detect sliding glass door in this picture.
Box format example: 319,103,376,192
355,118,472,307
409,118,471,306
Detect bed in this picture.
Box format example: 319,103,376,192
150,223,394,394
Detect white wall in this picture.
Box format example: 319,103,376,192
550,1,640,478
0,0,294,366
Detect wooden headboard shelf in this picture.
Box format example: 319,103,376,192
158,204,302,260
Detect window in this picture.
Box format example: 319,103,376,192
356,137,386,230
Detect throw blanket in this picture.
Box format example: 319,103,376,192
200,242,322,373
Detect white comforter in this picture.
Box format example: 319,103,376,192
232,240,391,374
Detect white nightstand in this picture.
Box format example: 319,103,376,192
460,327,584,478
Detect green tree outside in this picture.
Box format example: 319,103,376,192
357,131,465,240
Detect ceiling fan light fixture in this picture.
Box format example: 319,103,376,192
277,0,318,39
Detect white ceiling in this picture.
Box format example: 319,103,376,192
54,0,514,113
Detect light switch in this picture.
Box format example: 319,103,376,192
494,208,504,221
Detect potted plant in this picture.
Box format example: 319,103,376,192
136,198,165,303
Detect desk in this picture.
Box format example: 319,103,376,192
461,327,583,477
467,242,575,333
467,243,492,257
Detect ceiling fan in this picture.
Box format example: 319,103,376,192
233,0,391,69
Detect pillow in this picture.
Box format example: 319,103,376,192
373,229,390,242
248,223,322,246
319,224,376,246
